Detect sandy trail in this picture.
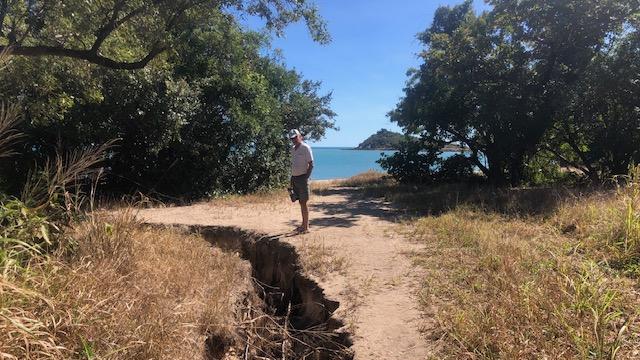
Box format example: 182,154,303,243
139,185,430,359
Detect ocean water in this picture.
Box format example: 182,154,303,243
310,147,394,180
310,147,465,180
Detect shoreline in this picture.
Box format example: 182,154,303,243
339,146,470,152
310,178,348,184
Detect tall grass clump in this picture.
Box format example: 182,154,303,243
410,197,639,358
557,165,640,277
1,210,248,359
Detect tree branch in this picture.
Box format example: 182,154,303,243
91,0,127,52
164,1,196,32
92,3,155,53
444,127,490,176
541,144,589,175
562,135,597,178
0,44,166,70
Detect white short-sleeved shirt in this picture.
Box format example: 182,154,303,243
291,142,314,176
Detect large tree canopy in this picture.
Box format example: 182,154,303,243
0,8,335,199
385,0,640,185
0,0,329,69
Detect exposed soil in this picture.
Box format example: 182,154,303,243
197,226,352,359
139,185,430,359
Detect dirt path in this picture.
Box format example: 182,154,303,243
139,185,430,359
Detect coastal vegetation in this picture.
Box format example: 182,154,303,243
0,0,335,199
383,0,640,186
374,6,640,354
323,170,640,359
1,0,640,359
0,101,249,357
0,2,334,358
410,180,640,358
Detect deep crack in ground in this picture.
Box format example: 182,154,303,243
184,225,353,359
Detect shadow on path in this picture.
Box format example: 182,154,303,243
284,188,403,230
309,183,589,224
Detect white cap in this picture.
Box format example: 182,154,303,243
288,129,301,138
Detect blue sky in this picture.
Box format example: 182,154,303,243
241,0,489,147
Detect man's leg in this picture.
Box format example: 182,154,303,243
300,200,309,231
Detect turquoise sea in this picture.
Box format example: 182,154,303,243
311,147,464,180
311,147,394,180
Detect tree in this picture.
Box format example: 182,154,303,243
0,0,328,69
388,0,640,185
378,138,441,184
543,28,640,180
256,57,336,141
0,14,335,198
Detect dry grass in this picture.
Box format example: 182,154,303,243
297,237,349,279
0,50,24,159
405,179,640,358
333,170,390,188
196,171,389,208
313,171,574,220
0,102,23,159
202,171,390,209
21,141,115,211
177,189,293,217
311,171,393,194
554,169,640,277
209,189,289,207
412,209,637,358
0,209,248,359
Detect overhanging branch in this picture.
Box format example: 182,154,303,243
444,127,490,176
0,44,166,70
92,3,151,53
541,145,589,175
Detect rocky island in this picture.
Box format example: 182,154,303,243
355,129,404,150
356,129,469,152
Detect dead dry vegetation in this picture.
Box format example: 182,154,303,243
297,237,349,280
1,209,248,359
208,189,290,207
399,173,640,358
311,170,392,193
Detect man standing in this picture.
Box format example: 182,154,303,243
289,129,314,233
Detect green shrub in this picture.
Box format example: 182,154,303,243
378,139,441,183
437,154,474,182
0,197,54,271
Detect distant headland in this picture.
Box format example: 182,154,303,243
355,129,404,150
354,129,469,152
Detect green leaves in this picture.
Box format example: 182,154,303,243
390,0,640,185
0,10,334,199
0,0,329,69
0,198,53,271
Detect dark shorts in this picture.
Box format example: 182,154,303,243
292,175,310,202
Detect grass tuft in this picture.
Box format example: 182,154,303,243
555,167,640,277
297,238,349,279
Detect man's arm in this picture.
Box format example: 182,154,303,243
306,145,314,179
306,161,314,179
